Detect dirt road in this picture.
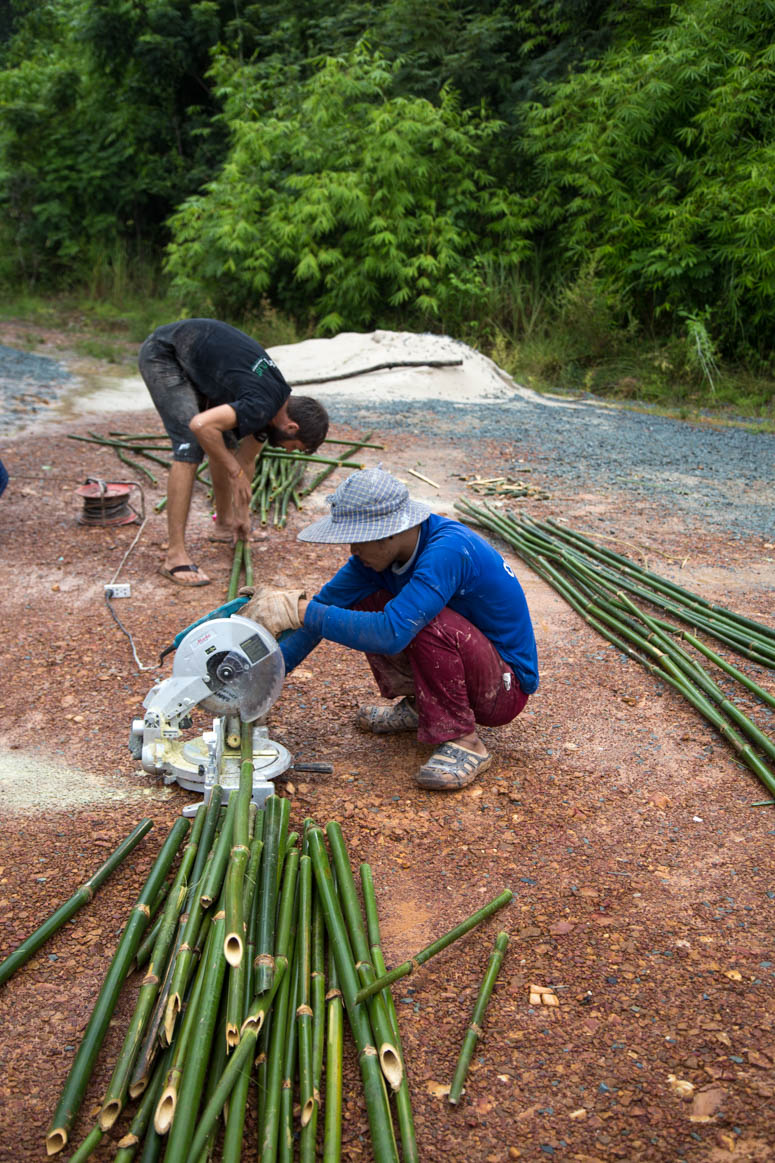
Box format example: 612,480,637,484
0,322,773,1162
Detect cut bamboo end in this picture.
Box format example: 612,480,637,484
98,1098,122,1131
379,1042,404,1092
225,1020,241,1049
300,1095,317,1127
224,931,244,967
116,1133,139,1149
163,994,182,1045
154,1087,177,1135
45,1128,67,1156
128,1075,148,1101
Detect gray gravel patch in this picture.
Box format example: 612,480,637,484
321,394,774,541
0,343,72,434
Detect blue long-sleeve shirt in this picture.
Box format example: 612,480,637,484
280,513,539,694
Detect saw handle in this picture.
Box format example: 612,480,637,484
159,596,250,665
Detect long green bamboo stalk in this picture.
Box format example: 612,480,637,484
448,931,510,1104
300,889,326,1163
254,794,284,993
99,806,207,1128
278,946,301,1163
296,854,316,1127
227,540,245,601
183,957,288,1163
114,1043,174,1163
154,919,217,1135
325,822,402,1091
361,863,418,1163
159,906,228,1163
0,819,153,988
45,816,190,1156
354,887,514,1006
322,928,344,1163
259,919,298,1162
307,826,400,1163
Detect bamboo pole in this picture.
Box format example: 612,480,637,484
322,924,344,1163
227,540,245,601
154,919,217,1135
354,888,514,1006
300,889,326,1163
296,853,316,1127
361,863,418,1163
307,825,400,1163
254,794,284,993
0,819,153,988
159,906,229,1163
325,822,402,1091
183,957,289,1163
448,931,510,1104
45,816,190,1156
113,1043,174,1163
99,806,208,1128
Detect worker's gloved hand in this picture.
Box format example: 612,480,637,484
241,586,306,637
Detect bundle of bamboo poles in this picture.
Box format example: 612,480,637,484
66,431,381,522
455,500,775,801
48,732,513,1161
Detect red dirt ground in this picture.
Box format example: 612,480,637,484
0,324,774,1163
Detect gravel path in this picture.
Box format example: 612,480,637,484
320,395,774,540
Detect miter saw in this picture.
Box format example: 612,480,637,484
129,609,292,815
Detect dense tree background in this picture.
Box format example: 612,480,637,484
1,0,774,364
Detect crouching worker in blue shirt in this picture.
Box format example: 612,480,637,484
243,467,539,791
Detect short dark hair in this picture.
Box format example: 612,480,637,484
287,395,329,452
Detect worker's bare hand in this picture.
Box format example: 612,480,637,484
242,587,306,638
234,510,252,543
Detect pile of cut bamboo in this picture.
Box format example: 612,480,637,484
456,502,775,800
39,730,512,1161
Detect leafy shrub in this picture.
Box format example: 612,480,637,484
165,44,531,333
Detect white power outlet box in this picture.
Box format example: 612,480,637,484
105,583,131,598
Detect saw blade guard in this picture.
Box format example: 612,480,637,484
172,614,285,722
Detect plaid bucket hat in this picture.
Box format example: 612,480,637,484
297,468,432,544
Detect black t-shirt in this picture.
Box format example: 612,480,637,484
152,318,291,439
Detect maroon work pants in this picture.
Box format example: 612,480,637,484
354,591,529,745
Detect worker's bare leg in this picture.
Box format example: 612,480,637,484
165,461,210,581
209,458,237,540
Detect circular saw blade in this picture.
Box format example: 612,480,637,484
172,615,285,721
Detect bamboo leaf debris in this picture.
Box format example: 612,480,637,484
455,501,775,798
45,795,513,1160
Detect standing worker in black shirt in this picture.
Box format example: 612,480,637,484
139,318,329,586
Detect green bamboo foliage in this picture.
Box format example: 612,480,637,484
0,818,153,988
46,816,190,1156
355,888,514,1006
448,931,510,1105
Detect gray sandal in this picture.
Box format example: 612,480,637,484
355,697,419,734
415,742,492,790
